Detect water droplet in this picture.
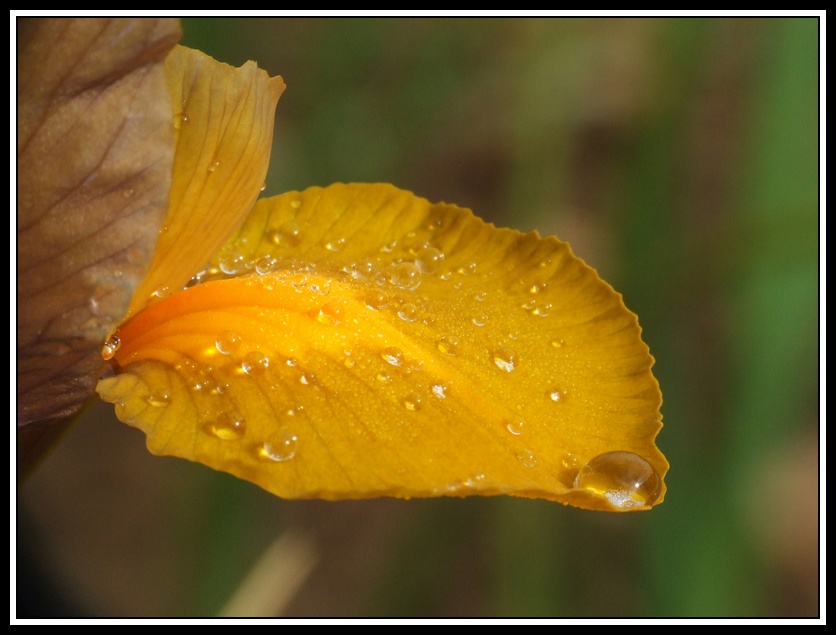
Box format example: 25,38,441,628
205,412,246,440
506,417,526,435
259,429,298,462
317,301,344,326
517,448,537,468
403,393,422,411
364,289,388,311
290,199,302,209
532,303,552,317
549,389,562,402
573,451,662,509
397,303,420,323
325,237,346,252
219,252,245,275
431,383,448,399
173,112,189,129
474,291,488,302
538,257,552,269
146,391,171,407
457,262,477,276
377,372,391,382
260,182,267,192
561,453,580,470
492,346,518,372
150,284,170,300
101,335,121,360
551,339,566,349
122,188,135,198
270,220,303,247
381,347,404,367
242,351,270,375
472,314,487,327
255,256,277,275
436,334,460,356
300,372,316,386
207,160,221,173
215,331,242,355
346,259,377,280
390,262,422,290
416,247,444,273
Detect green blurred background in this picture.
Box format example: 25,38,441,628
19,17,820,617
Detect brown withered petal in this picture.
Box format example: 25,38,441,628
16,17,181,454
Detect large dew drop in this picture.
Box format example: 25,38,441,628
573,451,662,509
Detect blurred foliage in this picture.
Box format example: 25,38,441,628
19,17,820,617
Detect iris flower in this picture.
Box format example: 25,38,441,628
17,18,667,512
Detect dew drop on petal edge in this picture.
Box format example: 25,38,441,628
573,451,662,509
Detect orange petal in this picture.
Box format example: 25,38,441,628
127,45,285,316
17,18,180,432
97,184,666,511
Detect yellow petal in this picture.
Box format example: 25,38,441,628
17,18,180,433
127,45,285,316
98,184,666,511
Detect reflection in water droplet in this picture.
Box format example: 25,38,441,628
381,347,404,367
325,237,346,252
242,351,270,375
364,289,388,310
431,383,448,399
215,331,242,355
205,412,246,440
146,391,171,407
517,448,537,468
390,262,422,290
492,347,518,372
270,220,303,247
397,303,420,322
403,393,422,411
259,429,298,462
173,112,189,129
457,262,477,275
208,160,221,173
472,314,488,327
506,417,526,435
346,259,377,280
573,451,662,509
150,284,171,300
102,335,121,360
474,291,488,302
255,256,277,275
436,334,459,356
561,453,580,470
219,253,245,275
549,389,562,402
532,303,552,317
416,247,444,273
317,301,344,326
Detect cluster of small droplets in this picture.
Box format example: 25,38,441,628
101,334,121,360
